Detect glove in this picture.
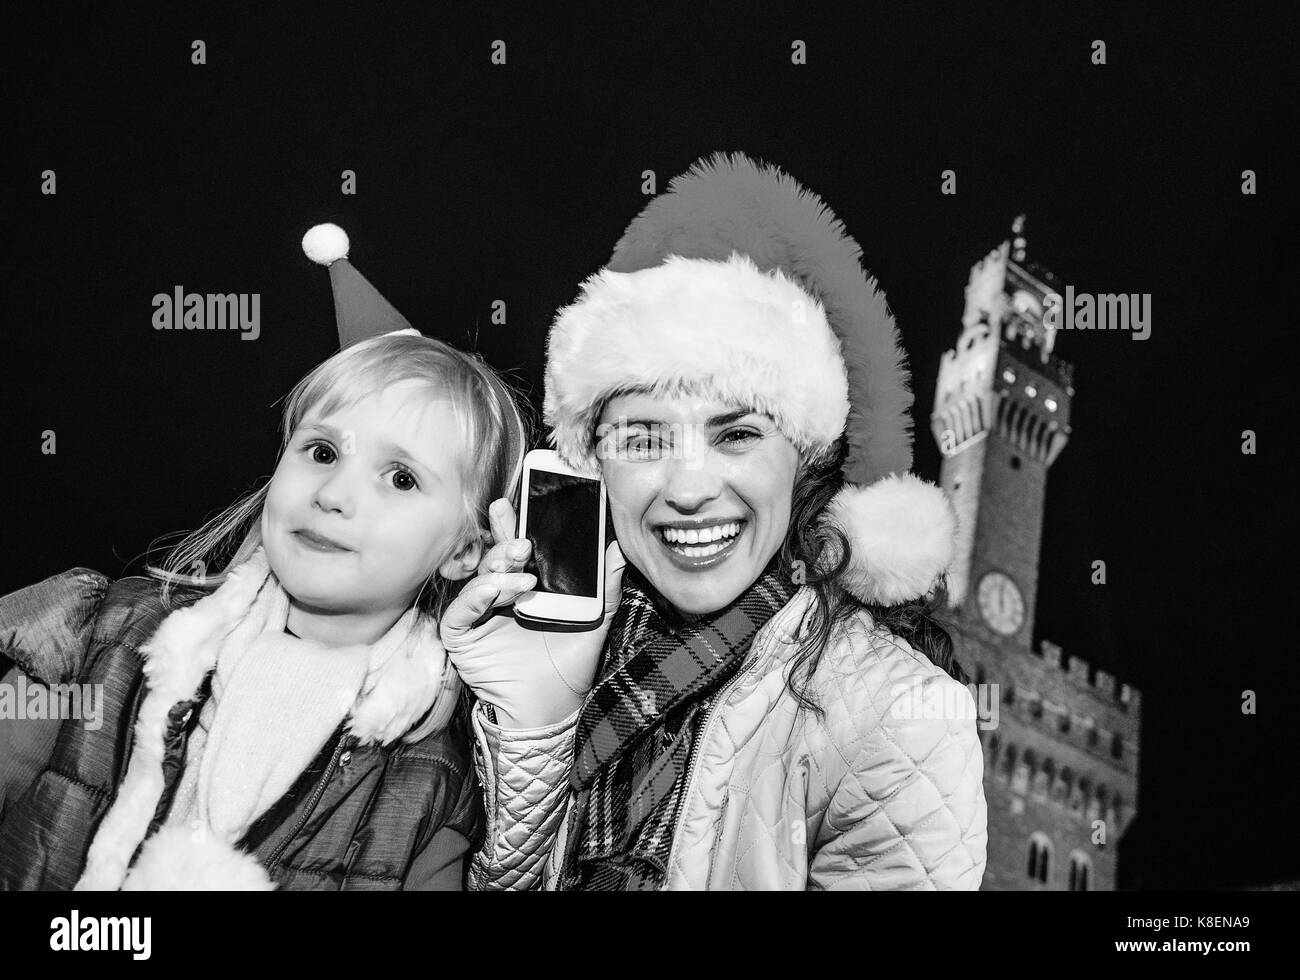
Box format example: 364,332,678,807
440,498,626,729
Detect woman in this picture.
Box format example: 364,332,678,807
443,153,988,890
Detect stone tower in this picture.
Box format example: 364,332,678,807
931,219,1140,891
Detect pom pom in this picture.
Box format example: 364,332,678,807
827,473,957,606
302,223,349,265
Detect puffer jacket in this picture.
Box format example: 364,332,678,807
0,568,483,890
470,588,987,890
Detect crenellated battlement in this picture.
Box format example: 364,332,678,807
1037,639,1140,714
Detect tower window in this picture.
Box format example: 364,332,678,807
1069,853,1091,891
1027,834,1052,884
1000,744,1018,783
1111,733,1124,760
1010,455,1022,470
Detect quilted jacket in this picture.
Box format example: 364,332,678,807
0,568,483,890
469,588,988,890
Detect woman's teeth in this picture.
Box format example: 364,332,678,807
660,522,743,556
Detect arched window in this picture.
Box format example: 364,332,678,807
1034,758,1054,799
1015,749,1036,795
1055,766,1073,806
1087,784,1104,824
986,733,1001,773
1073,776,1091,816
1111,732,1124,760
1000,744,1017,783
1027,833,1052,884
1069,852,1092,891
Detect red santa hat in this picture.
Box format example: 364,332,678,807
301,223,421,347
542,152,956,605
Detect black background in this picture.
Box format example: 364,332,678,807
5,3,1296,888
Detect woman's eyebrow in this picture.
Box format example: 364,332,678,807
606,411,765,428
705,410,763,427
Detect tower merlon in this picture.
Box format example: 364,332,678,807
1041,639,1063,668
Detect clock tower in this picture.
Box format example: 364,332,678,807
931,216,1073,634
932,219,1140,891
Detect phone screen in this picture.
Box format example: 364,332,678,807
525,469,601,597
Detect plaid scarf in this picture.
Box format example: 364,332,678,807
557,555,796,890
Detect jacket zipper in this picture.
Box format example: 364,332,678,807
663,646,763,881
265,734,352,868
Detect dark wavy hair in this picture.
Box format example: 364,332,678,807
779,444,968,718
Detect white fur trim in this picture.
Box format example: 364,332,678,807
121,825,276,891
75,556,270,891
543,252,850,473
302,223,350,265
347,611,456,745
828,473,958,606
75,548,452,890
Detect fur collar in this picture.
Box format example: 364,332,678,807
74,549,455,891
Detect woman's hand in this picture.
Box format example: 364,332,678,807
440,498,625,729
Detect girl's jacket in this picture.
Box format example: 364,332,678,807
0,568,482,890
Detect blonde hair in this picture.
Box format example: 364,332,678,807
148,333,531,738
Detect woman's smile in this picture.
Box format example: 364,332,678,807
654,518,748,568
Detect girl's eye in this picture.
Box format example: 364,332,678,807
306,441,337,464
304,440,418,492
386,466,420,492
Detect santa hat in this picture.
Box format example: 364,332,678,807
543,152,956,605
301,223,422,346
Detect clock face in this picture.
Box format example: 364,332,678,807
977,571,1025,635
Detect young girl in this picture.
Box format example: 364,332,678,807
0,227,529,890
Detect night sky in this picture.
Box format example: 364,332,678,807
6,4,1296,888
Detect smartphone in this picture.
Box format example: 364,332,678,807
514,449,607,631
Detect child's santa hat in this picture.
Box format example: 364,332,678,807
301,223,421,346
543,152,956,605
